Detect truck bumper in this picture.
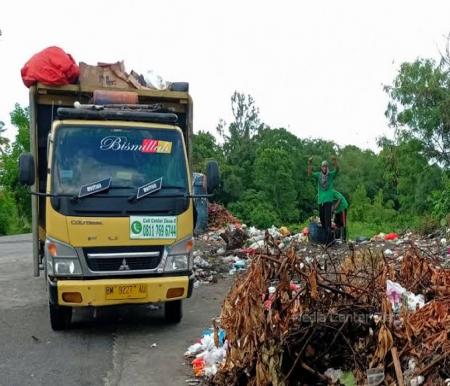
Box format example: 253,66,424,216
49,275,194,307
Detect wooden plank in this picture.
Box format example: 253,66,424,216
391,347,404,386
36,83,189,100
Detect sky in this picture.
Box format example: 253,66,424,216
0,0,449,151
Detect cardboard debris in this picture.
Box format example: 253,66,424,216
78,61,168,90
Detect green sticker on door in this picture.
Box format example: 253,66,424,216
130,216,177,239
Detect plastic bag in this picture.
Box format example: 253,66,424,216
144,70,169,90
21,46,79,88
386,280,405,312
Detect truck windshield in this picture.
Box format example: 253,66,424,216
51,125,188,196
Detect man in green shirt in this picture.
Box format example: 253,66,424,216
332,190,348,241
308,156,339,244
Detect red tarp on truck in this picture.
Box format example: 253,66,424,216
21,46,79,88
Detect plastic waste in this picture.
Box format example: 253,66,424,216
410,376,425,386
188,328,227,378
21,46,79,88
249,240,265,249
387,280,425,312
290,282,300,293
144,70,169,90
192,357,205,377
201,328,226,347
324,368,343,383
367,367,385,386
324,369,356,386
384,232,399,240
268,225,281,238
264,286,276,310
402,291,425,310
216,247,226,256
193,255,210,268
279,226,290,237
247,226,260,237
373,232,386,241
185,343,203,356
233,260,247,270
386,280,405,312
384,249,393,256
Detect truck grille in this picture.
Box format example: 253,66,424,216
83,246,164,272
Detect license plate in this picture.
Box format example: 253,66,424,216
105,284,147,300
130,216,177,239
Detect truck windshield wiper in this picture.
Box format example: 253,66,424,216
130,177,163,201
77,177,112,199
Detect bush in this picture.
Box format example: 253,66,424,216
0,190,21,235
416,215,440,235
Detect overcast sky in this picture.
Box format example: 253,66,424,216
1,0,449,150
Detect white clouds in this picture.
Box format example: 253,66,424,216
0,0,449,149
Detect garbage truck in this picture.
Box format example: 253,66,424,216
19,82,219,330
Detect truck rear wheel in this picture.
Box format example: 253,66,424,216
49,303,72,331
164,300,182,323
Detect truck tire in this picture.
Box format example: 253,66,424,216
49,303,72,331
164,300,182,323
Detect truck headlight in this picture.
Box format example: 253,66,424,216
45,238,82,276
165,255,189,271
164,237,193,272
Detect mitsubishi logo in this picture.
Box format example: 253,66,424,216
119,258,130,271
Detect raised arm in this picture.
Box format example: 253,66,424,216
331,155,339,172
307,157,313,176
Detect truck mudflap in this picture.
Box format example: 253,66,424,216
49,276,193,307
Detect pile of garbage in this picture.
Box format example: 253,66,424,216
187,227,450,385
216,238,449,385
185,322,227,379
21,46,175,91
192,210,450,290
208,203,240,231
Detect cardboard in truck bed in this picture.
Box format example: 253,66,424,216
79,61,136,89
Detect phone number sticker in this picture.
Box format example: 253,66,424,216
130,216,177,239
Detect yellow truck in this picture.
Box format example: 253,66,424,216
19,83,219,330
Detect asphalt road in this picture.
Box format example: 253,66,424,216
0,234,229,386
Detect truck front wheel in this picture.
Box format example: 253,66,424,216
49,303,72,330
164,300,182,323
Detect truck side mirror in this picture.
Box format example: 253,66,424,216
19,153,35,186
206,160,220,194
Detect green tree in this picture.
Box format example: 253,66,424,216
349,184,371,222
253,147,299,223
385,56,450,166
0,190,20,235
378,137,443,214
217,92,264,204
335,145,383,200
192,130,223,173
0,104,31,231
228,190,280,228
430,174,450,222
0,121,9,155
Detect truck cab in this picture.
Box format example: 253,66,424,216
19,84,219,330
